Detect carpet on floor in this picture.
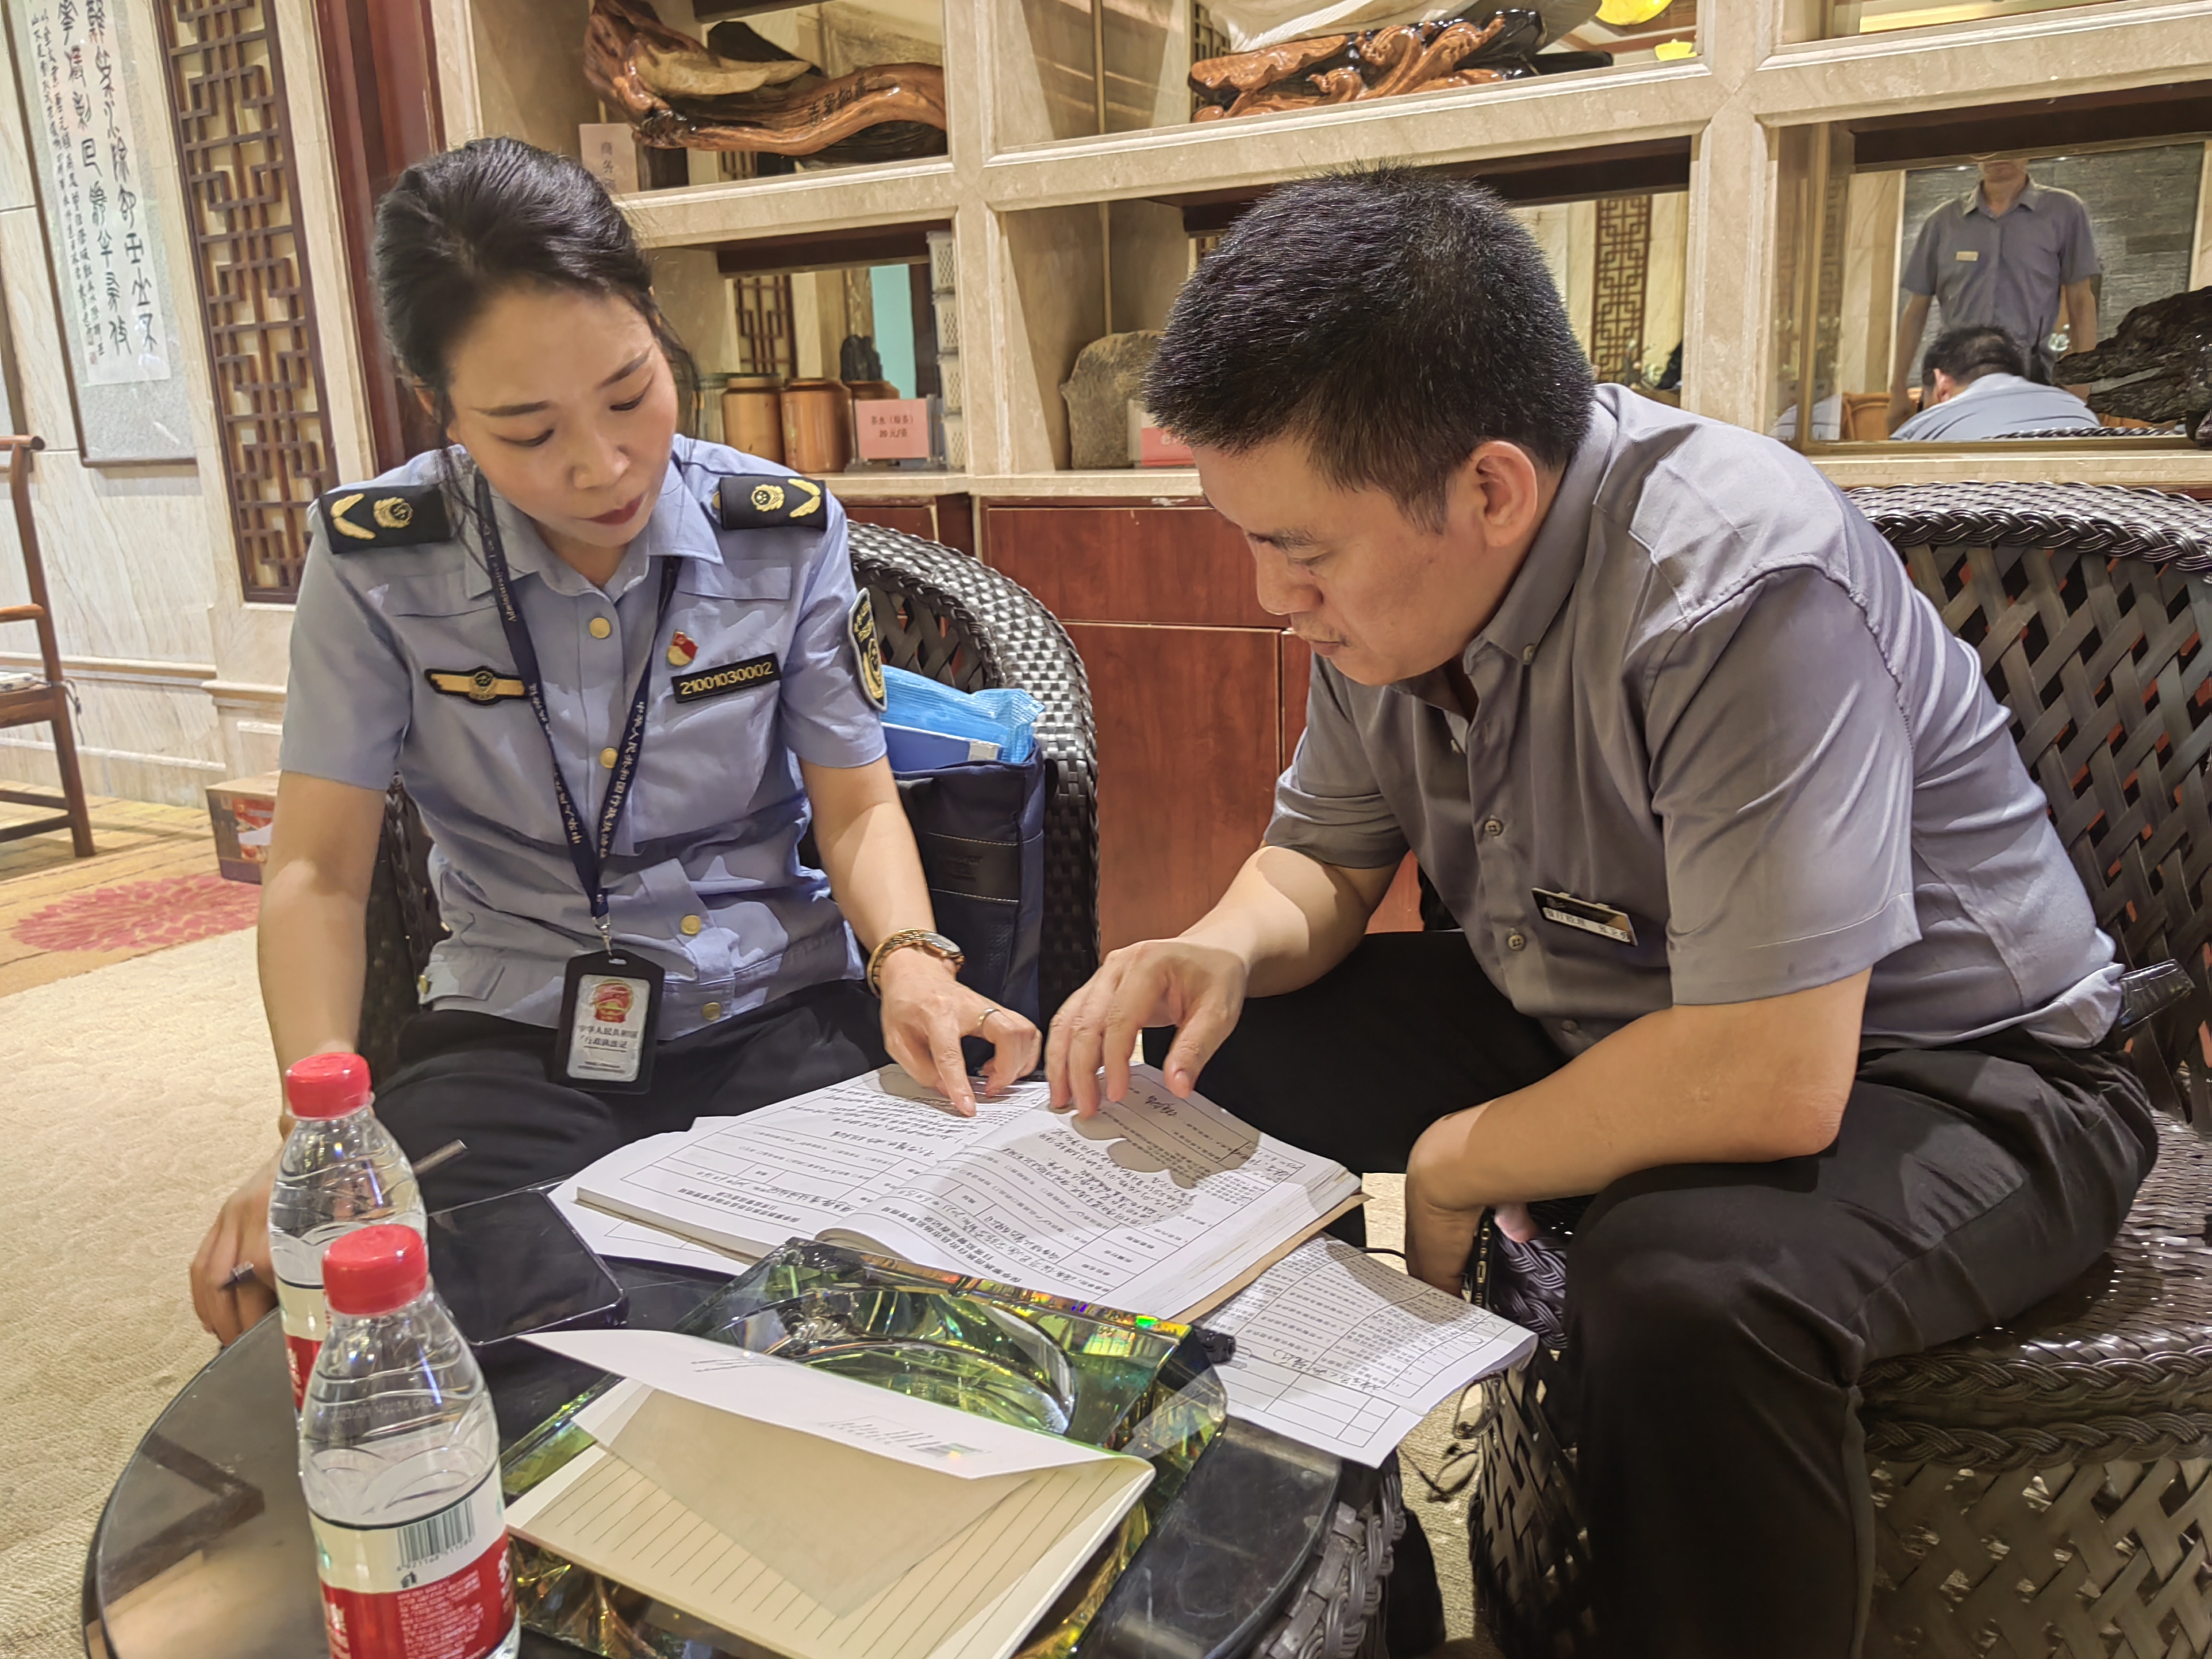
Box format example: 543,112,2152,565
0,929,276,1659
1,796,257,999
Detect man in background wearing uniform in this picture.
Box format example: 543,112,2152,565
1045,168,2151,1658
1886,156,2100,431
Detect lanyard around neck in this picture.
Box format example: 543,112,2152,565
474,471,678,944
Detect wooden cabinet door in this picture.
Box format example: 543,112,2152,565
1065,622,1282,951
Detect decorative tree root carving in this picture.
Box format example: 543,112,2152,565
2054,286,2212,439
1190,12,1542,121
585,0,946,160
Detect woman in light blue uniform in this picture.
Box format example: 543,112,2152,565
190,138,1036,1342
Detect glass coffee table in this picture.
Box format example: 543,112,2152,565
84,1260,1417,1659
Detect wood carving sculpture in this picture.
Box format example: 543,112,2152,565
585,0,947,161
1190,11,1543,120
2053,286,2212,440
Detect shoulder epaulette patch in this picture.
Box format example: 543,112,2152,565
712,473,826,531
316,483,450,550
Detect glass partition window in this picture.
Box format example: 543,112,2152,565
1769,123,2212,449
1003,179,1689,471
1802,0,2124,43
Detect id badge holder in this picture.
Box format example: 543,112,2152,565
551,948,665,1094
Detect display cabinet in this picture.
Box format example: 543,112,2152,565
410,0,2212,943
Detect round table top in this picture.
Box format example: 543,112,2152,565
83,1262,740,1659
83,1261,1372,1659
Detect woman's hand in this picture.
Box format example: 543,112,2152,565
190,1152,280,1345
875,949,1040,1117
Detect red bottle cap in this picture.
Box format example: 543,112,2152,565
322,1225,428,1317
285,1053,371,1120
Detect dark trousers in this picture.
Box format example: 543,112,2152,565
375,977,889,1212
1149,933,2156,1659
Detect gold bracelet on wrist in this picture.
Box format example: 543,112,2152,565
865,928,966,995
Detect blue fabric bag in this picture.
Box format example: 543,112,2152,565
881,667,1046,1026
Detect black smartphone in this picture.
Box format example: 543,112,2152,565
425,1188,629,1358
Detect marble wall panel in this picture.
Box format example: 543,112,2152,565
0,205,80,447
0,449,218,666
0,665,226,805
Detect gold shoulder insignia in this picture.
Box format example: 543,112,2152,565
714,473,827,531
316,483,450,550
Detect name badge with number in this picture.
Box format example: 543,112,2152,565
553,949,666,1092
1533,888,1638,947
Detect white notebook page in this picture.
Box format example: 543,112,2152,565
507,1442,1150,1659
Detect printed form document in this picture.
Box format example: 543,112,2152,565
1206,1238,1537,1464
572,1065,1362,1320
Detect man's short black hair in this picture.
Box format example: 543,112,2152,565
1144,167,1594,528
1920,324,2027,392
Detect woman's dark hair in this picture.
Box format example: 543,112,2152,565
373,137,698,441
1920,323,2027,395
1145,166,1593,529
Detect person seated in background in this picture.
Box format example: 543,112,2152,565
1886,154,2100,429
1892,323,2102,439
1044,166,2152,1659
187,137,1036,1347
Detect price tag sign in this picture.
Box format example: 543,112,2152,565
855,398,934,461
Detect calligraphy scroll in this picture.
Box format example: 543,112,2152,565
9,0,192,460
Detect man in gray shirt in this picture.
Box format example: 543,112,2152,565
1886,157,2100,429
1044,170,2152,1659
1894,323,2102,439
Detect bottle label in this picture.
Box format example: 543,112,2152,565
274,1274,327,1411
312,1472,513,1659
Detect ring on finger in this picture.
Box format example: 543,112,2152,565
972,1006,998,1035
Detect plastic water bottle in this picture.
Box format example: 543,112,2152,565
268,1053,425,1410
301,1224,518,1659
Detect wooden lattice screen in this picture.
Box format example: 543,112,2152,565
1590,193,1652,384
734,273,797,379
155,0,336,602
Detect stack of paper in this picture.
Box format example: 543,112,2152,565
569,1066,1362,1320
509,1329,1153,1659
1204,1238,1536,1464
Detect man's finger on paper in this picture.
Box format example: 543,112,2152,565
1161,1007,1230,1097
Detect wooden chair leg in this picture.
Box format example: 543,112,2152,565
45,703,94,857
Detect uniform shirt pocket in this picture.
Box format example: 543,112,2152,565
377,572,567,847
628,561,803,849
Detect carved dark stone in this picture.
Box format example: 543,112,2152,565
1061,333,1163,470
2053,285,2212,438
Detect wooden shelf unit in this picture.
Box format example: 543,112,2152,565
419,0,2212,947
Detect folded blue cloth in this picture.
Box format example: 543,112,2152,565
882,665,1038,765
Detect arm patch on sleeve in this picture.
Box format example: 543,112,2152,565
849,591,887,710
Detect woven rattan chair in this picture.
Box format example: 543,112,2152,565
354,522,1103,1080
1470,481,2212,1658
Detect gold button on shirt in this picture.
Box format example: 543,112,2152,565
702,1001,723,1022
681,914,704,936
599,747,618,769
589,616,612,639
